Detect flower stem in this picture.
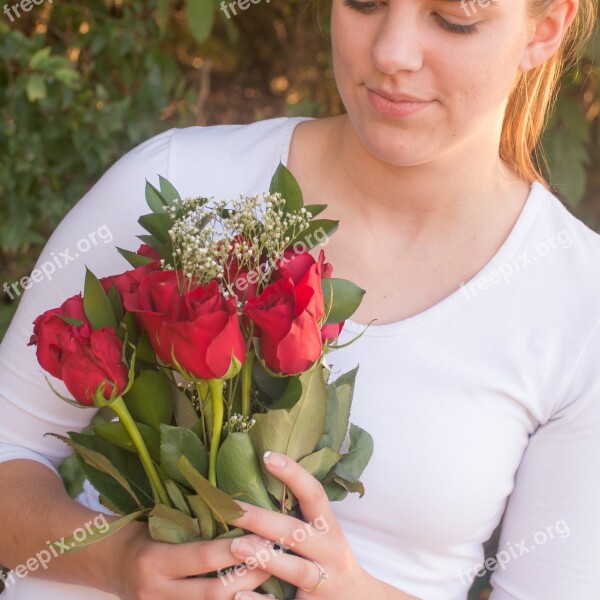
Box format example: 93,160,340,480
208,379,225,487
110,396,172,507
241,350,255,419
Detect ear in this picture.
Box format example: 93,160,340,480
518,0,579,72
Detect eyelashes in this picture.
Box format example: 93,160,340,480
341,0,480,35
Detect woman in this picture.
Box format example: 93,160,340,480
0,0,597,598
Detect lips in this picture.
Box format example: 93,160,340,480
366,86,430,103
365,86,434,118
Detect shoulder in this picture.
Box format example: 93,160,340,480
527,182,600,301
92,116,309,206
166,116,310,198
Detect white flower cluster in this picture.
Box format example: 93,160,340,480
164,193,312,291
226,413,257,434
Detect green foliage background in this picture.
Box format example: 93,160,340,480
0,1,598,597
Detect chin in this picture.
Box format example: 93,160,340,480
354,118,437,167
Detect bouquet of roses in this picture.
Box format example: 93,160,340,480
28,163,373,598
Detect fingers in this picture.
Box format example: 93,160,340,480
230,536,329,596
173,567,272,600
152,534,267,578
232,501,330,559
261,451,338,525
233,592,275,600
233,592,276,600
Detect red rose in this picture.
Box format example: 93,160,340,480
101,262,159,303
61,327,129,406
136,243,161,261
274,248,328,322
123,269,185,362
244,272,324,375
29,295,91,378
124,273,245,379
321,322,345,344
158,281,246,380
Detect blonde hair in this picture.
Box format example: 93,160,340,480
502,0,597,187
310,0,597,187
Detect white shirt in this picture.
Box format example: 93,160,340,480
1,116,600,600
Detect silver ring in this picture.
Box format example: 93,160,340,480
299,560,329,592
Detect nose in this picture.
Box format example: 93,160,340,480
370,7,425,74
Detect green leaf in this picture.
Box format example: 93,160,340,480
54,67,81,88
187,0,216,44
290,219,338,251
269,162,304,213
260,577,285,599
298,447,341,481
322,278,365,324
48,434,143,508
159,175,181,205
124,370,174,431
160,424,209,485
93,421,161,462
29,47,51,70
267,376,302,411
26,74,47,102
145,180,169,212
187,494,216,540
304,204,328,218
148,503,201,543
58,315,85,327
249,368,328,502
316,367,358,452
60,431,154,512
117,247,156,268
83,268,118,330
333,476,365,497
176,455,245,530
216,433,277,511
49,509,148,553
330,424,373,492
165,479,192,516
172,387,200,429
138,213,172,243
107,285,124,323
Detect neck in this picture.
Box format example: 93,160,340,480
324,115,526,247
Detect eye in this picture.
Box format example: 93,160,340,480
342,0,382,14
433,13,479,34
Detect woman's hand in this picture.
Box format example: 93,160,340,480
225,451,398,600
108,518,272,600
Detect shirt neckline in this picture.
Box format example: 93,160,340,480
279,116,546,337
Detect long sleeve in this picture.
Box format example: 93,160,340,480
0,128,176,474
489,315,600,599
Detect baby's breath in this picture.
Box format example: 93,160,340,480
165,192,312,292
226,413,257,434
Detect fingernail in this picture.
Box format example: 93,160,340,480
231,538,255,557
263,450,286,468
234,593,253,600
260,537,273,546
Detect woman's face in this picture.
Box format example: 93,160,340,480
331,0,534,166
